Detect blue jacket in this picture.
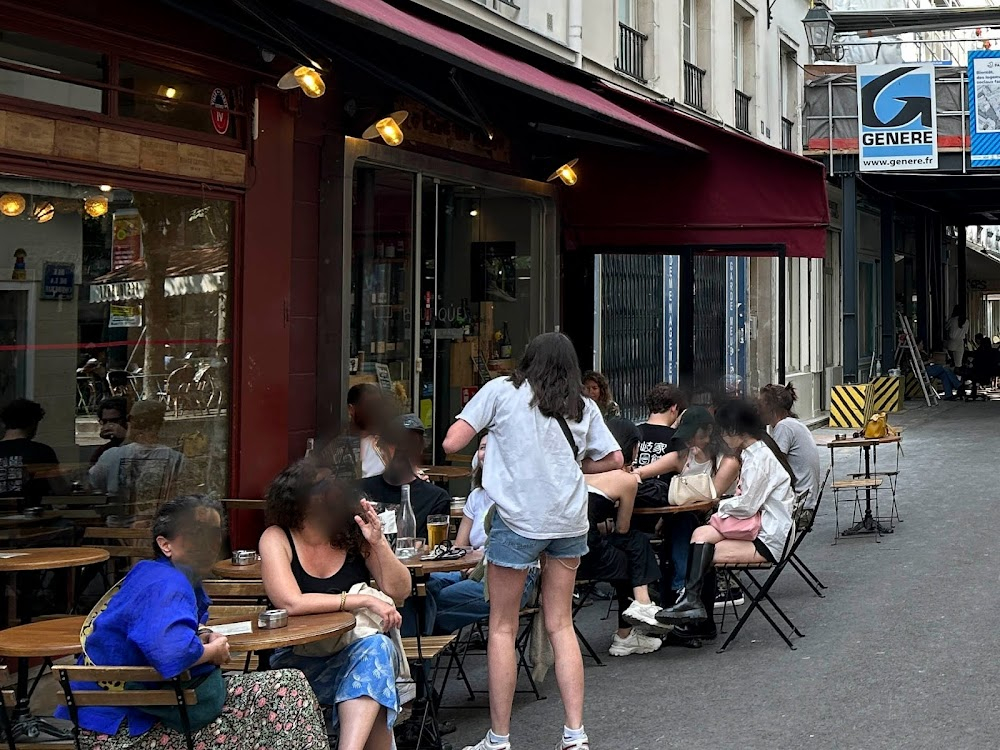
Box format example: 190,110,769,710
56,558,212,736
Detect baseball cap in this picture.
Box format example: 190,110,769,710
384,413,425,443
673,405,715,443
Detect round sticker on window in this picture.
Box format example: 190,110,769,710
210,88,230,135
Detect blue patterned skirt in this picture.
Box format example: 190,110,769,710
271,633,400,730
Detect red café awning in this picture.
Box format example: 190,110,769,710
299,0,703,153
562,87,830,259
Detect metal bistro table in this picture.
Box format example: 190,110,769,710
828,435,902,542
631,498,719,517
222,611,356,653
0,547,109,741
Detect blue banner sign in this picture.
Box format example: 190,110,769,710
968,50,1000,168
857,64,938,172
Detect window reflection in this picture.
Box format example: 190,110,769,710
0,31,104,112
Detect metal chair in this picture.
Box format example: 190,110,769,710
715,492,808,653
786,467,832,597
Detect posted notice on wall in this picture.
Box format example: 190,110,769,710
968,50,1000,167
109,304,142,328
111,208,143,270
857,64,938,172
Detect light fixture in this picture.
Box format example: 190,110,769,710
277,65,326,98
99,184,113,192
84,195,109,218
362,111,409,147
157,85,179,100
0,193,25,217
547,159,579,186
32,201,55,224
469,209,480,217
802,1,842,61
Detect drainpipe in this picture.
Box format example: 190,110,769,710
568,0,583,68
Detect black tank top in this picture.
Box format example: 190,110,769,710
284,528,370,595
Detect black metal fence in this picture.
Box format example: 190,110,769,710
599,254,664,422
781,117,794,151
684,61,706,111
735,90,752,134
616,23,647,83
692,255,727,394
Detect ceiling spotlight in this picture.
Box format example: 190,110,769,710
98,184,113,193
362,111,409,147
547,158,579,186
469,209,480,217
32,201,55,224
84,195,109,218
0,193,25,217
278,65,326,98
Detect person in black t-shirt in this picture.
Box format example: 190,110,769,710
0,398,64,508
360,413,449,539
633,383,687,508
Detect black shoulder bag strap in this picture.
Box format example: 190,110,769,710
554,414,579,460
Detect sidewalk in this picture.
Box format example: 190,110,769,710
446,400,999,750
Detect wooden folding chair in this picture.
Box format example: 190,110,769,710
55,665,200,750
715,493,808,653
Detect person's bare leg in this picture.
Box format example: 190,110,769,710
486,563,530,736
712,539,768,564
362,707,393,750
540,556,585,730
339,697,383,750
632,583,652,604
691,525,725,544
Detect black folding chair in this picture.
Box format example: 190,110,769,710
715,492,808,653
787,467,832,598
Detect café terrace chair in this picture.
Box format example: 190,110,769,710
714,492,809,653
786,467,832,598
55,665,200,750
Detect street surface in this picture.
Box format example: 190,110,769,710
445,401,995,750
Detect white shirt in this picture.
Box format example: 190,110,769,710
359,435,386,478
456,377,620,540
770,417,821,509
89,442,185,496
717,440,795,562
463,487,492,550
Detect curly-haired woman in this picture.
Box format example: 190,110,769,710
259,462,411,750
582,370,620,418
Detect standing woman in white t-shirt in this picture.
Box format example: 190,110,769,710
945,306,970,367
443,332,622,750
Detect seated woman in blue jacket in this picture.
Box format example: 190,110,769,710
59,495,329,750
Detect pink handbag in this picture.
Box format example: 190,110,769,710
708,512,762,541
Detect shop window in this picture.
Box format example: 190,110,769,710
859,260,878,360
0,173,232,505
0,31,105,112
119,62,236,138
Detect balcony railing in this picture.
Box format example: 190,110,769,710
781,117,795,151
735,90,752,134
616,23,648,83
684,61,706,111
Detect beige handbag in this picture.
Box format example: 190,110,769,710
667,472,718,506
294,583,399,658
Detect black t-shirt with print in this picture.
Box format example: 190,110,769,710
361,474,450,539
0,438,60,505
635,424,678,473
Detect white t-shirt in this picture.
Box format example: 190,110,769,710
456,377,621,540
462,487,492,550
89,442,185,496
359,435,386,478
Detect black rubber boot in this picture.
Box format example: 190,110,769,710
668,571,718,645
655,542,714,625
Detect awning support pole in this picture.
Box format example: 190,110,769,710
843,174,859,383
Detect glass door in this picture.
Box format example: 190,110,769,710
0,282,33,407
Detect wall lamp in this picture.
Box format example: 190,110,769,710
547,159,579,186
363,111,409,147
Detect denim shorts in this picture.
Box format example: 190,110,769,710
487,513,589,569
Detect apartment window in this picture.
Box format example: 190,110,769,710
733,6,754,134
780,44,798,151
788,259,812,373
619,0,637,27
682,0,694,63
0,31,105,113
616,0,647,82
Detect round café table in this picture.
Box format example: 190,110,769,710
223,611,356,652
0,547,108,741
421,466,470,483
212,559,262,580
631,499,718,516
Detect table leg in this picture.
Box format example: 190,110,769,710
841,445,893,537
405,571,443,750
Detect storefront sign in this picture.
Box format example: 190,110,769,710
663,255,679,384
210,88,230,135
375,363,392,393
968,50,1000,167
41,262,74,301
109,304,142,327
111,209,142,270
857,64,938,172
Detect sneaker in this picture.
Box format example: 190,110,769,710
558,735,590,750
462,736,511,750
608,629,662,657
714,588,745,609
621,600,671,634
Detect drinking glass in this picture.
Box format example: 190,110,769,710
427,514,450,548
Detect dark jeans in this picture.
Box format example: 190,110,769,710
579,529,660,629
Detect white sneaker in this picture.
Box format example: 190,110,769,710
608,629,662,657
621,600,671,633
558,735,591,749
463,736,511,750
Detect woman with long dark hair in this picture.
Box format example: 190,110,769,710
656,400,795,629
582,370,620,418
443,332,622,750
259,462,411,750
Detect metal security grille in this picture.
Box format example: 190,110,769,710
692,255,727,392
598,255,664,421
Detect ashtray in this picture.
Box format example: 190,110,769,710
257,609,288,629
231,550,259,566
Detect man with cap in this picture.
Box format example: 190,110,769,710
360,413,449,539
